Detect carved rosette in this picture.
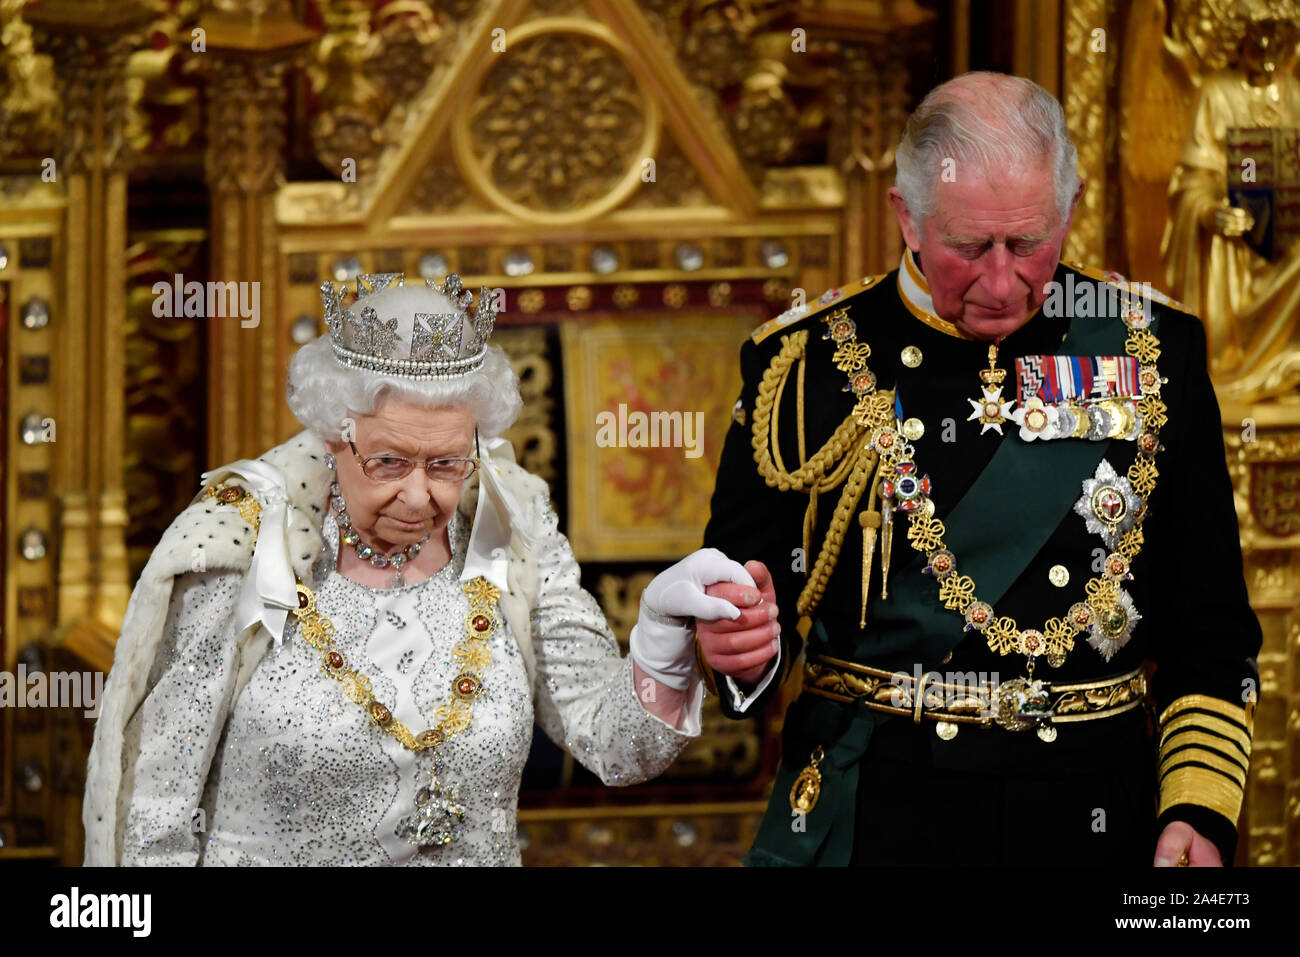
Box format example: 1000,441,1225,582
453,22,660,223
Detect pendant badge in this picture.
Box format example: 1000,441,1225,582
1010,396,1060,442
967,342,1015,435
1086,587,1142,662
395,763,467,847
881,461,932,512
1073,459,1142,550
790,746,825,815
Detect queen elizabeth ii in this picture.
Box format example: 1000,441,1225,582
82,273,780,866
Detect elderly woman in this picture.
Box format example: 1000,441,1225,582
83,274,779,866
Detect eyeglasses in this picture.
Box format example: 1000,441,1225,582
349,432,480,483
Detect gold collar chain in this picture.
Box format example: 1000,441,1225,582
815,306,1168,682
290,574,501,847
289,575,498,752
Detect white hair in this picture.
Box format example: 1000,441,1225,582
894,72,1079,233
286,335,522,442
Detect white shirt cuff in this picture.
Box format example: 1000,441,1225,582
724,644,782,713
640,673,704,737
676,676,704,736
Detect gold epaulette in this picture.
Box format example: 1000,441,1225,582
751,272,890,346
1156,692,1255,824
1063,261,1197,317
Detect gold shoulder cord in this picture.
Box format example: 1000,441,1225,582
750,312,896,627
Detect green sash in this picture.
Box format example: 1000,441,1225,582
748,306,1160,866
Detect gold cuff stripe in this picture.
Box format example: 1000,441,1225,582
1159,712,1248,748
1158,694,1249,732
1159,747,1248,789
1158,711,1250,756
1158,718,1250,760
1158,764,1246,822
1160,731,1249,774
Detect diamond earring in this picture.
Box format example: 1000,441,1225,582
325,452,336,470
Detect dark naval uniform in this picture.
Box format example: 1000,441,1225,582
702,251,1262,866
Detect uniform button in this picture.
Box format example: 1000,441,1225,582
1048,564,1069,587
901,345,923,368
902,417,925,440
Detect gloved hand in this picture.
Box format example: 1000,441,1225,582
630,548,757,690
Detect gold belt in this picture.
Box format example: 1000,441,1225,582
802,654,1147,739
788,656,1148,814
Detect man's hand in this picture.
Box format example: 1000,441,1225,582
697,560,780,686
1154,820,1222,867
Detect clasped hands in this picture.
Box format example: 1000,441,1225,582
631,551,781,694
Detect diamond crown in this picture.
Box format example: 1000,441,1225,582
319,272,498,380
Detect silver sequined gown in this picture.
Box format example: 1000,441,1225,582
116,494,699,865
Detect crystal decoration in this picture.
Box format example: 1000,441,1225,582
356,273,403,298
291,315,317,344
589,246,620,274
20,411,48,445
759,240,790,269
21,297,50,330
331,256,363,282
369,313,401,357
674,243,704,271
412,313,462,361
503,249,534,277
671,820,699,847
331,481,429,587
19,528,47,561
418,253,448,278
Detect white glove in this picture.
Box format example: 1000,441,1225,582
630,548,757,690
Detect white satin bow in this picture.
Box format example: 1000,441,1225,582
199,459,300,646
461,437,535,590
